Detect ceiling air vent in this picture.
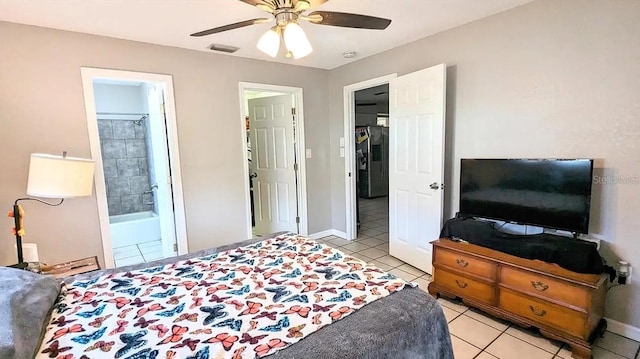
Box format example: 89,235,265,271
208,44,240,53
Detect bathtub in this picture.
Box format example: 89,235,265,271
109,211,161,248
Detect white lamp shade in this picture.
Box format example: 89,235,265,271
257,28,280,57
283,22,313,59
27,153,95,198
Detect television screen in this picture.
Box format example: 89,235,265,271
459,159,594,234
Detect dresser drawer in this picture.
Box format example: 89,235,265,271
435,248,497,280
499,288,588,339
500,266,589,310
434,268,496,305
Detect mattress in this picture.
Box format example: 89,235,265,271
48,233,454,359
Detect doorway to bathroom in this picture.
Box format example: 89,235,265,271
81,68,188,269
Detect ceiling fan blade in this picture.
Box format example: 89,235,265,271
306,11,391,30
190,18,270,37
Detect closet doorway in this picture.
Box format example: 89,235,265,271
81,68,188,269
239,83,308,238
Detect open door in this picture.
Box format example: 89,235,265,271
388,64,447,275
146,85,179,258
248,94,299,234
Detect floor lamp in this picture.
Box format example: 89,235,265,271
9,152,95,269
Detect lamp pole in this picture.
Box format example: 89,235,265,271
13,202,23,263
10,197,63,268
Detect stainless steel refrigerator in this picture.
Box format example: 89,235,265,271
356,126,389,198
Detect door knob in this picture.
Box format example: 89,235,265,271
429,182,440,190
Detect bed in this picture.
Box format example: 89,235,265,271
1,233,453,359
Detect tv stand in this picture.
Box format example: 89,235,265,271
428,238,608,359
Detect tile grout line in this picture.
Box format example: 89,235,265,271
449,334,484,358
459,309,567,357
136,243,149,263
500,331,563,356
592,345,636,359
473,318,512,358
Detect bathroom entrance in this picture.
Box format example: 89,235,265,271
81,68,188,268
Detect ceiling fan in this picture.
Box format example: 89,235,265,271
190,0,392,59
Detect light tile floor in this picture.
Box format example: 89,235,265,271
316,197,640,359
113,239,163,267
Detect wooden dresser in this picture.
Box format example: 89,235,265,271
428,239,608,359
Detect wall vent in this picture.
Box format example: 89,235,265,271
208,44,240,53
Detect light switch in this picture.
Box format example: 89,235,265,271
305,149,312,158
340,148,345,158
339,137,345,147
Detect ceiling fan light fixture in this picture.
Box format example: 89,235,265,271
283,22,313,59
257,27,280,57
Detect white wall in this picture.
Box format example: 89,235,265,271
94,83,145,115
328,0,640,328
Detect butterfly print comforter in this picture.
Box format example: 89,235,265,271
36,234,415,358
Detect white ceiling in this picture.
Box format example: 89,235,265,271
0,0,533,69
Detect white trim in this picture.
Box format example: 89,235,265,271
605,317,640,342
330,229,348,239
308,229,348,240
343,74,397,240
238,82,308,238
80,67,188,269
307,230,335,240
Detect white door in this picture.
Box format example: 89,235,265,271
389,64,447,275
249,95,298,234
147,86,178,258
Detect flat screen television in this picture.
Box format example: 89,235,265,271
459,159,594,234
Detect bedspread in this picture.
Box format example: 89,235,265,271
35,234,437,359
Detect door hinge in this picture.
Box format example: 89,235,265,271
296,217,300,224
291,108,296,115
294,163,298,171
167,176,172,184
173,243,178,252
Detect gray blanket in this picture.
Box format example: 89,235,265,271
0,268,60,359
66,234,454,358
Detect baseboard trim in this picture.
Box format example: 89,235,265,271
307,230,334,240
605,317,640,342
308,229,348,240
330,229,348,239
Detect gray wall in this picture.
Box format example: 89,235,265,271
327,0,640,328
0,21,331,268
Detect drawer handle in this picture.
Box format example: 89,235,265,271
456,259,469,268
455,280,468,288
531,281,549,292
529,305,547,317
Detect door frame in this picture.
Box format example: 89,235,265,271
80,67,188,269
238,82,308,238
343,74,397,240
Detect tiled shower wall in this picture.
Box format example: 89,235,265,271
98,119,153,216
